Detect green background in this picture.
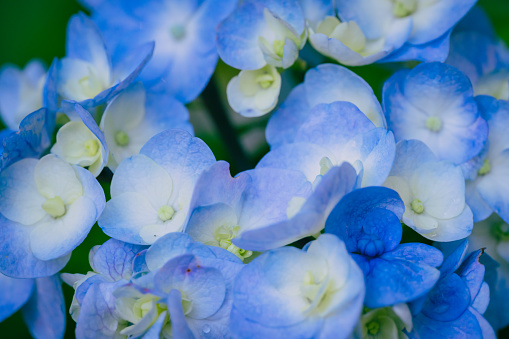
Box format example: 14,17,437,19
1,0,509,337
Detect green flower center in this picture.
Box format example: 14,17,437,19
411,199,424,214
214,226,252,260
367,320,380,335
84,139,100,156
170,25,186,40
158,205,175,221
426,116,442,132
273,39,285,58
255,73,275,89
393,0,418,17
478,158,491,176
115,131,130,147
42,196,66,218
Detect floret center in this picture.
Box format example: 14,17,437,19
393,0,418,17
425,116,442,132
256,74,275,89
115,130,130,147
367,320,380,335
478,158,491,176
411,198,424,214
214,225,252,260
42,196,66,218
84,139,100,156
170,25,186,40
158,205,175,221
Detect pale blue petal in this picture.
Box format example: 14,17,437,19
0,215,71,278
0,274,34,322
381,31,451,63
21,276,66,339
92,239,147,281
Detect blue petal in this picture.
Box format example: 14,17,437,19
140,129,216,178
411,308,482,338
439,239,469,278
364,255,441,308
381,31,452,63
92,239,147,281
187,161,250,215
66,12,111,72
154,255,226,319
76,280,126,338
303,64,385,128
1,108,54,170
0,215,71,278
325,186,404,255
0,274,34,322
266,84,310,147
457,249,485,301
381,243,443,267
43,58,59,113
235,164,357,251
421,273,471,321
21,276,66,339
166,290,194,338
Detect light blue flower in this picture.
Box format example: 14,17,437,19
57,12,154,111
217,0,306,70
98,129,216,245
184,161,315,256
89,0,237,103
384,140,473,241
231,234,365,338
0,274,66,339
463,96,509,224
267,63,386,148
326,186,442,308
261,101,395,188
0,60,46,131
73,233,243,338
0,154,105,278
383,62,488,165
99,82,193,171
409,240,496,339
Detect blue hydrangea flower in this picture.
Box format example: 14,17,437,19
309,0,476,65
87,0,237,103
73,233,243,338
383,62,488,165
326,186,443,308
0,154,106,278
384,140,473,241
267,63,386,148
409,240,496,338
231,234,365,338
260,101,395,188
447,31,509,100
463,97,509,224
99,82,193,171
51,102,109,177
98,129,216,245
0,274,66,339
63,239,146,331
184,161,319,256
0,60,46,131
57,13,154,110
217,0,307,71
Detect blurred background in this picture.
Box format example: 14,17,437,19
1,0,508,337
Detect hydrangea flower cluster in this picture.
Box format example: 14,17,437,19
1,1,508,338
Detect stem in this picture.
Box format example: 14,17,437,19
201,78,252,172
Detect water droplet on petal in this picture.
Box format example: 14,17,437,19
202,325,211,334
